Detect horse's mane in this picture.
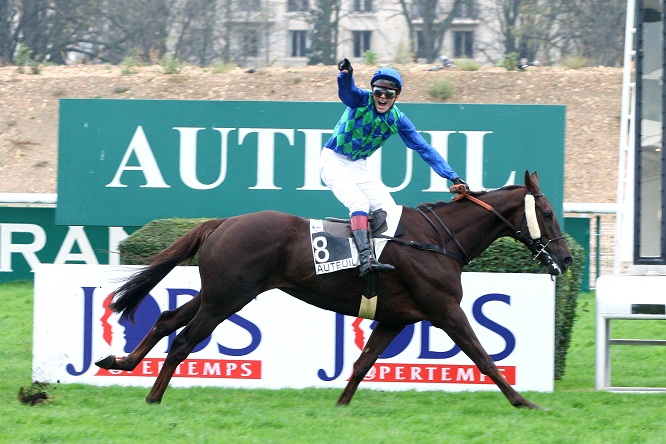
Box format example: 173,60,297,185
416,184,525,210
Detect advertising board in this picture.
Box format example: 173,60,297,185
57,100,565,226
33,264,556,392
0,207,136,282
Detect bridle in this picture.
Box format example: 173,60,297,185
375,185,566,274
451,185,565,274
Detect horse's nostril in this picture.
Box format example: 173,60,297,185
564,257,574,266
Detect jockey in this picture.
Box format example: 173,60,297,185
320,58,467,277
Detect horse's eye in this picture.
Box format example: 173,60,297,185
543,212,553,221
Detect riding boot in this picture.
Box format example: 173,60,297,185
351,214,395,277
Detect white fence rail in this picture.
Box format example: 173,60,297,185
0,193,57,204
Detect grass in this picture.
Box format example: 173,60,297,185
427,79,456,102
1,282,665,443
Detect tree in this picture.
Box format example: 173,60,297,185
476,0,558,64
0,1,19,64
0,0,96,65
307,0,342,65
558,0,625,66
398,0,466,63
81,0,176,64
478,0,624,66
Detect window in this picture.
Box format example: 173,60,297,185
415,31,426,59
411,3,423,19
454,31,473,58
287,0,309,12
353,0,372,12
242,30,260,57
353,31,372,58
291,30,308,57
635,1,664,262
454,1,476,19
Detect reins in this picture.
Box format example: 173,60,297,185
451,184,565,263
374,207,470,265
376,184,565,268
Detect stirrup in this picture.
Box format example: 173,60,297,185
359,257,395,277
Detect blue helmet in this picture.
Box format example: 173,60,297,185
371,68,403,93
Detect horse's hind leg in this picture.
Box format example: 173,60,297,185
432,304,540,409
145,292,254,404
95,293,202,372
337,321,404,406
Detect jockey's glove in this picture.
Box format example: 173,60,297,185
337,58,353,75
453,177,469,188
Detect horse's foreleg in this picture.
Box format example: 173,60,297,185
337,321,404,406
433,305,540,409
95,293,202,372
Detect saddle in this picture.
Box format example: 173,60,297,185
323,209,396,238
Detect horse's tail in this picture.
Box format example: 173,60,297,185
110,218,227,321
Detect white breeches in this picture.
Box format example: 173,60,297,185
319,147,396,216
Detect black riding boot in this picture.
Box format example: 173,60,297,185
352,229,395,277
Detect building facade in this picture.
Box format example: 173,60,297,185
230,0,501,68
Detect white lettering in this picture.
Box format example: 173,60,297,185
225,362,238,376
203,361,222,376
239,128,294,190
102,126,509,193
241,362,253,377
441,367,452,381
379,365,391,379
459,130,515,189
107,126,170,188
175,127,234,190
457,367,475,382
54,226,99,264
297,129,331,191
0,224,46,272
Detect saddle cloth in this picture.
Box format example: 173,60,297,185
309,206,403,275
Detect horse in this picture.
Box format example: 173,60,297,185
96,171,572,408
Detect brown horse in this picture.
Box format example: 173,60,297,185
96,171,572,408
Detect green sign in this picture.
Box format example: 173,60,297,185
57,99,565,226
0,207,137,282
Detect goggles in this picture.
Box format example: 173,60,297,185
372,86,397,99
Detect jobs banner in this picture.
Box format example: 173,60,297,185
34,265,555,392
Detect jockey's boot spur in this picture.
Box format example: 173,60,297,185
350,213,395,277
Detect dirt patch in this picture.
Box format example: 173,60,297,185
18,382,51,405
0,64,623,203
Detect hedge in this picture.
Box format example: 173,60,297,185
119,218,584,380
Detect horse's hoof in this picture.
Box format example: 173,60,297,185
518,401,543,410
146,396,162,404
94,355,117,369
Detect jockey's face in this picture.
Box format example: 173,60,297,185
372,87,399,114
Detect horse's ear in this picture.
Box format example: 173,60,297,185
524,170,541,193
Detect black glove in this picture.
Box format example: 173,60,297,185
337,58,353,75
450,177,469,193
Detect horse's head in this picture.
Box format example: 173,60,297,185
521,171,573,276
